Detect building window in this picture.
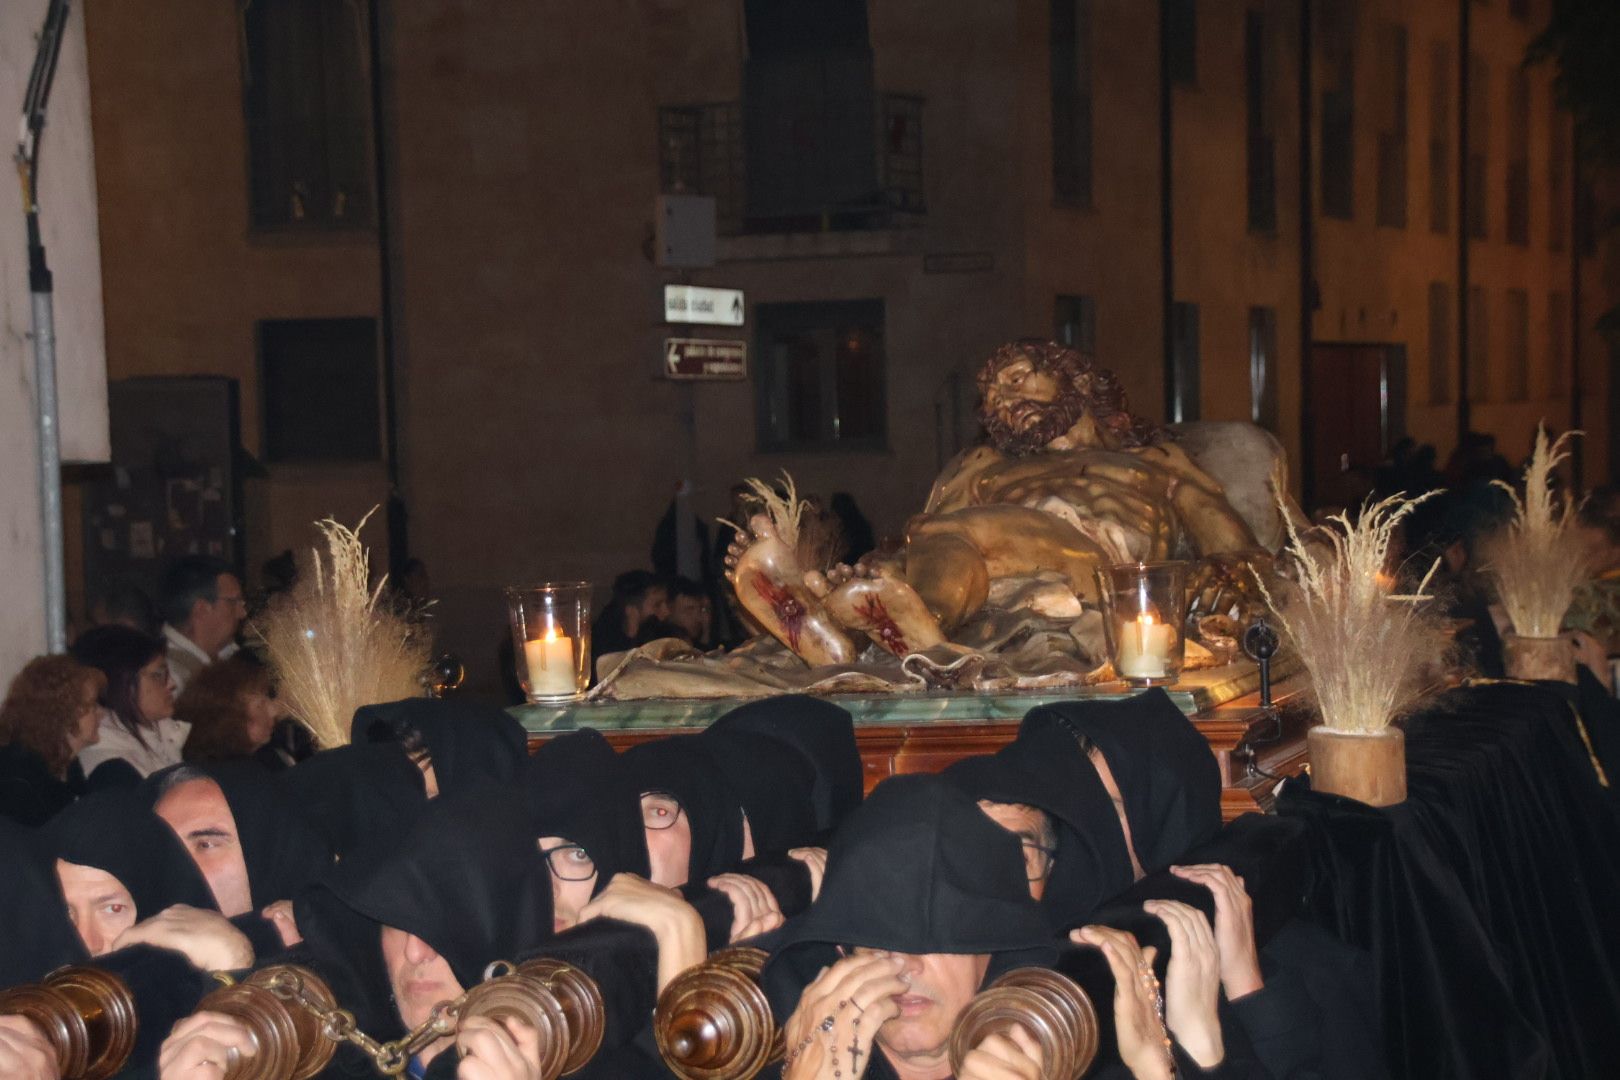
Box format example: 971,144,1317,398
240,0,374,232
1375,23,1408,228
1170,302,1201,423
259,318,380,462
1466,54,1488,240
756,300,887,451
1548,290,1569,399
1249,307,1280,431
1466,286,1488,402
1319,1,1357,220
1054,294,1097,353
1167,0,1197,86
1428,282,1453,405
1051,0,1094,208
1549,108,1569,252
1506,69,1529,246
1246,10,1276,234
1429,43,1451,234
1504,289,1529,401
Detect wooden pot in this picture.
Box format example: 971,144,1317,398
1307,725,1406,807
1502,633,1576,683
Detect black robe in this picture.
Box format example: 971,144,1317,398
350,696,528,794
0,818,88,987
623,735,747,882
278,741,428,859
708,695,864,832
520,727,650,884
699,727,819,855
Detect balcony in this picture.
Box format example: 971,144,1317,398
659,94,925,236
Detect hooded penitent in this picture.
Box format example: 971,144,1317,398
520,727,650,884
0,818,88,987
761,774,1056,1029
708,695,863,831
1021,689,1222,874
699,727,819,855
944,723,1138,931
279,741,428,859
294,788,555,1053
44,787,219,919
350,697,528,793
622,735,746,882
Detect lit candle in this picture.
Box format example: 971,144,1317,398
1116,611,1172,680
524,626,577,698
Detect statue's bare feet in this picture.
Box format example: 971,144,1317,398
823,563,947,658
727,513,857,666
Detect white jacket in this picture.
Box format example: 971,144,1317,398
77,713,192,779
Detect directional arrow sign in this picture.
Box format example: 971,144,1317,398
664,284,745,327
664,337,747,381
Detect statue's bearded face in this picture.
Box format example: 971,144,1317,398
978,349,1089,456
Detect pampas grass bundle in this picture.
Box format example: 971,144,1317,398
1483,425,1591,638
1257,493,1442,734
253,508,430,748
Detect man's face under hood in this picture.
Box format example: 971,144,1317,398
854,948,992,1070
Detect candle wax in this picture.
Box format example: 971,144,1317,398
1116,615,1172,679
524,633,577,697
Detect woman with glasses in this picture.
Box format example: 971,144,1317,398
70,624,188,781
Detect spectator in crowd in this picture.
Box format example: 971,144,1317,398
159,556,246,694
667,576,715,649
176,656,285,770
590,570,671,671
71,626,188,781
0,657,106,826
87,582,158,636
831,491,877,564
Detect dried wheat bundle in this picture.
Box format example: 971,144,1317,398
252,508,430,748
720,472,809,550
1256,492,1442,734
1483,425,1591,638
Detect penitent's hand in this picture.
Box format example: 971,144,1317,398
114,905,254,972
956,1026,1044,1080
577,873,706,994
1170,864,1263,1000
788,847,828,901
0,1016,58,1080
158,1012,256,1078
707,873,785,943
456,1015,542,1080
1071,926,1172,1080
781,954,907,1080
261,899,303,948
1144,900,1224,1069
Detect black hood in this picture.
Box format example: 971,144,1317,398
763,774,1054,1002
43,787,218,918
296,789,554,1042
622,735,746,882
709,695,863,831
147,762,335,910
1021,689,1221,874
279,741,428,859
350,697,528,794
0,819,88,987
699,727,819,855
944,723,1137,931
521,728,650,887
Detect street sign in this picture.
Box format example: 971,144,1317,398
664,284,744,326
664,338,747,381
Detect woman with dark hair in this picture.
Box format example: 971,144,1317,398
70,624,187,780
0,656,106,825
176,655,283,769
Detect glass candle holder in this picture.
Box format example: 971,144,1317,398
1097,561,1189,687
506,582,592,704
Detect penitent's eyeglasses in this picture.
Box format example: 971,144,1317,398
640,791,686,831
539,843,597,882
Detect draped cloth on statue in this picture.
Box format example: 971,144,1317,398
1278,681,1620,1080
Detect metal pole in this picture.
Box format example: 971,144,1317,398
1456,0,1471,440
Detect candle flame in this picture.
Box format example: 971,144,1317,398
542,624,561,642
1137,612,1156,627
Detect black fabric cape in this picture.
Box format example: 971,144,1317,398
698,726,818,855
350,696,528,794
278,740,428,859
622,734,746,882
943,723,1136,931
708,695,864,832
0,817,88,986
43,786,218,919
0,743,84,827
1022,688,1222,874
521,727,650,885
760,772,1056,1060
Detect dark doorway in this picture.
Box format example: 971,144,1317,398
1307,343,1406,511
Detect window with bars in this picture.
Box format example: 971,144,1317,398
1428,283,1453,405
1051,0,1094,208
1246,10,1276,233
1549,108,1569,252
1467,54,1488,240
1506,69,1529,246
1320,1,1357,220
1429,43,1451,234
1466,286,1488,402
1375,22,1408,228
240,0,374,231
1548,290,1569,399
755,300,887,451
1504,289,1529,401
1249,307,1279,431
1167,0,1197,86
1054,294,1097,353
1170,303,1201,423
